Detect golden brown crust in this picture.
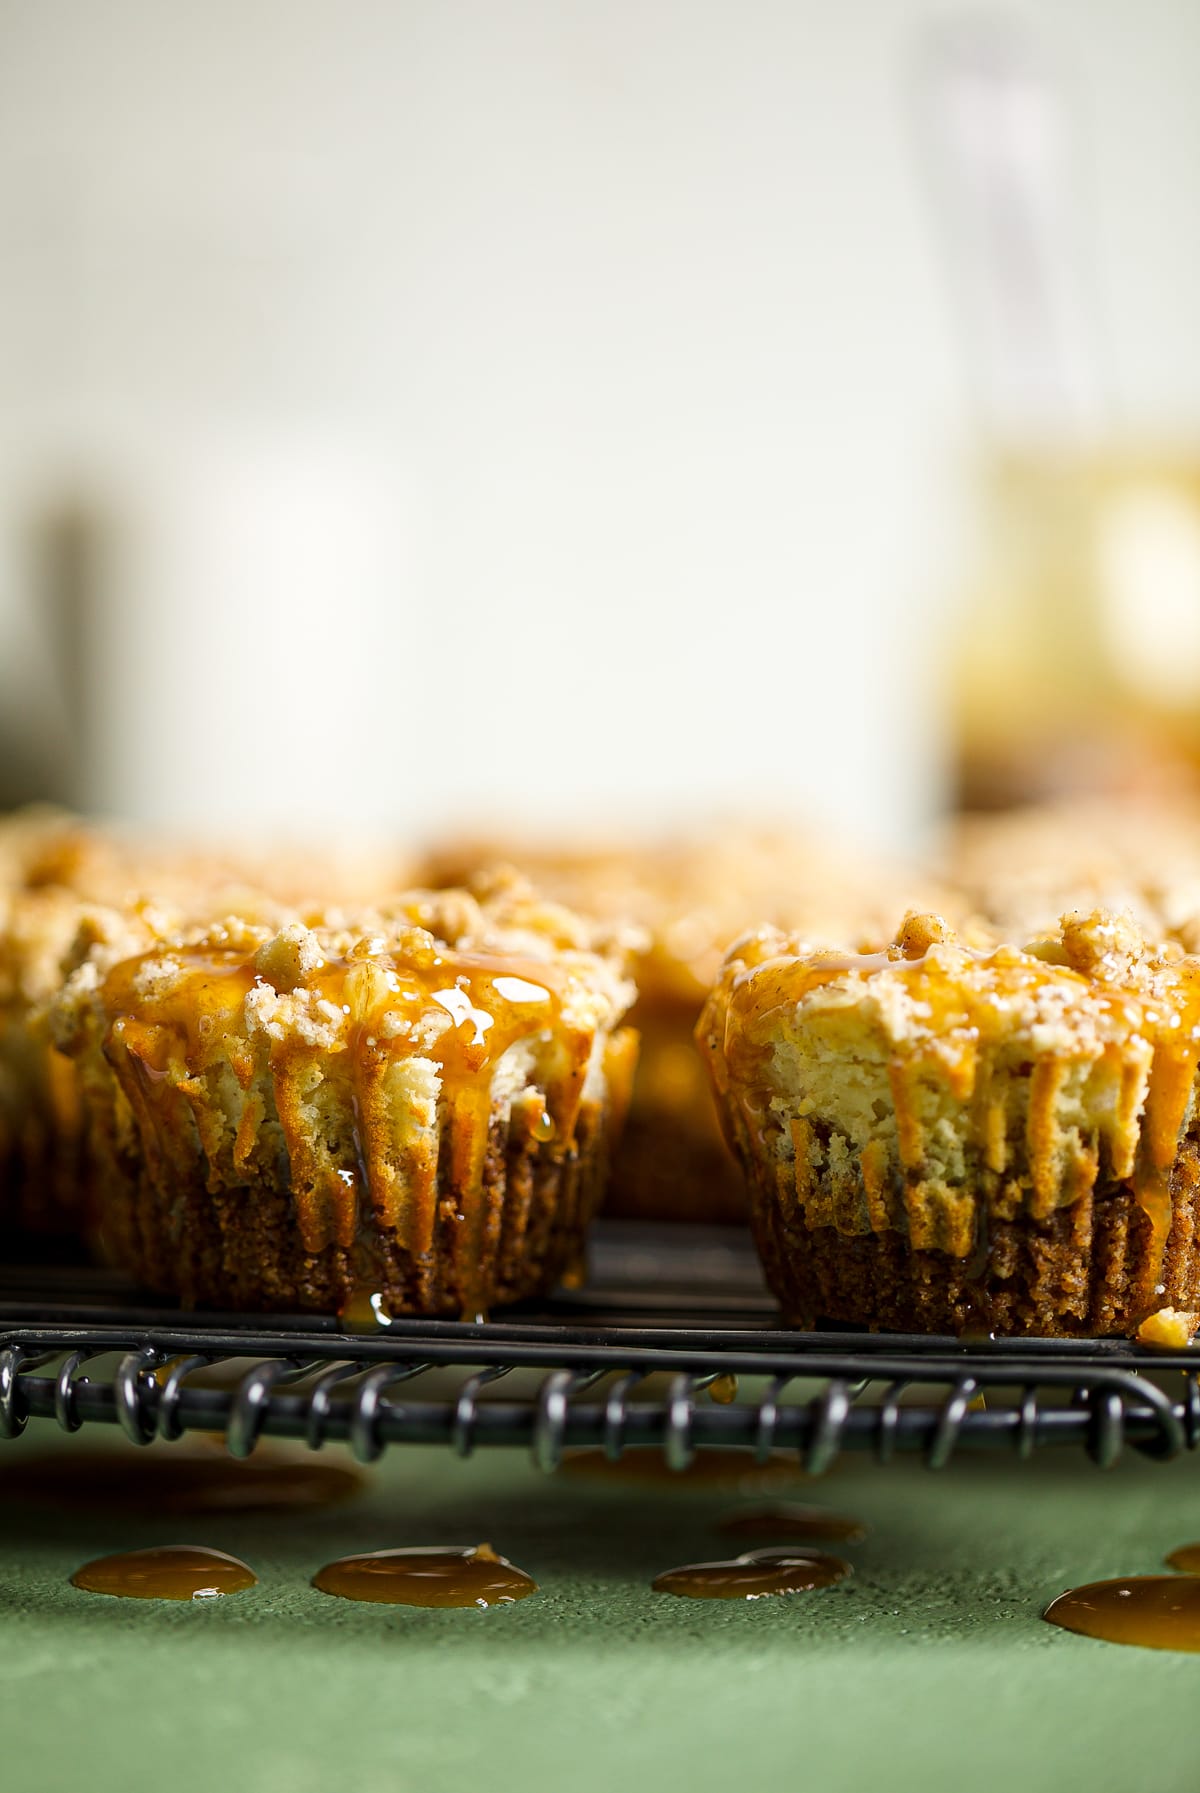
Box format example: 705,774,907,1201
52,880,637,1314
699,908,1200,1335
751,1153,1200,1336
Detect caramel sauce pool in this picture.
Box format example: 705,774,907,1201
560,1448,802,1491
0,1449,363,1515
1043,1576,1200,1651
312,1543,536,1608
719,1503,866,1544
71,1545,257,1601
1165,1542,1200,1574
653,1548,850,1600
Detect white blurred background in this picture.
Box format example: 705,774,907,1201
1,1,1199,851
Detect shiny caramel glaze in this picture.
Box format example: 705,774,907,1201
1164,1542,1200,1573
99,939,582,1264
0,803,415,1245
653,1548,850,1600
558,1448,803,1492
1043,1576,1200,1651
0,1448,363,1515
52,878,637,1315
718,1503,866,1544
71,1545,257,1601
312,1543,536,1608
700,910,1200,1318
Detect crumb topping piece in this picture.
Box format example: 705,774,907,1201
1135,1307,1199,1350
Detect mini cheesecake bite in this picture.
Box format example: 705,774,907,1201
699,908,1200,1336
52,876,637,1315
0,807,414,1248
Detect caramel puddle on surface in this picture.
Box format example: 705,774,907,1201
0,1448,364,1516
312,1543,536,1609
719,1502,867,1544
71,1545,257,1602
1165,1543,1200,1574
559,1448,802,1492
1043,1577,1200,1652
653,1548,851,1601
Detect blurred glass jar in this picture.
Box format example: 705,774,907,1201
950,441,1200,810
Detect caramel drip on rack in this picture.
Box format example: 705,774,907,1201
71,1545,257,1601
312,1543,536,1608
1043,1576,1200,1651
653,1549,850,1600
100,938,588,1287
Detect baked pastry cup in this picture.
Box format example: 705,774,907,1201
0,885,94,1242
0,808,415,1246
698,909,1200,1337
424,829,955,1225
52,879,637,1315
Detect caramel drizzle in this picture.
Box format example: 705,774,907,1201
1129,970,1200,1301
716,941,1200,1279
100,939,593,1293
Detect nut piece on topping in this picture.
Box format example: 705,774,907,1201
894,911,954,961
253,922,324,994
1057,908,1154,981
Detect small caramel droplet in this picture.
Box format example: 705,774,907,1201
560,1448,801,1491
339,1289,393,1332
707,1374,739,1405
653,1549,850,1600
312,1543,536,1608
532,1109,556,1143
71,1545,257,1601
1164,1543,1200,1574
719,1503,867,1544
1044,1576,1200,1651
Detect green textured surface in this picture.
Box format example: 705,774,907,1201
3,1423,1200,1793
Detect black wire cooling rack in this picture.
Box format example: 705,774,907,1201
1,1222,1197,1471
